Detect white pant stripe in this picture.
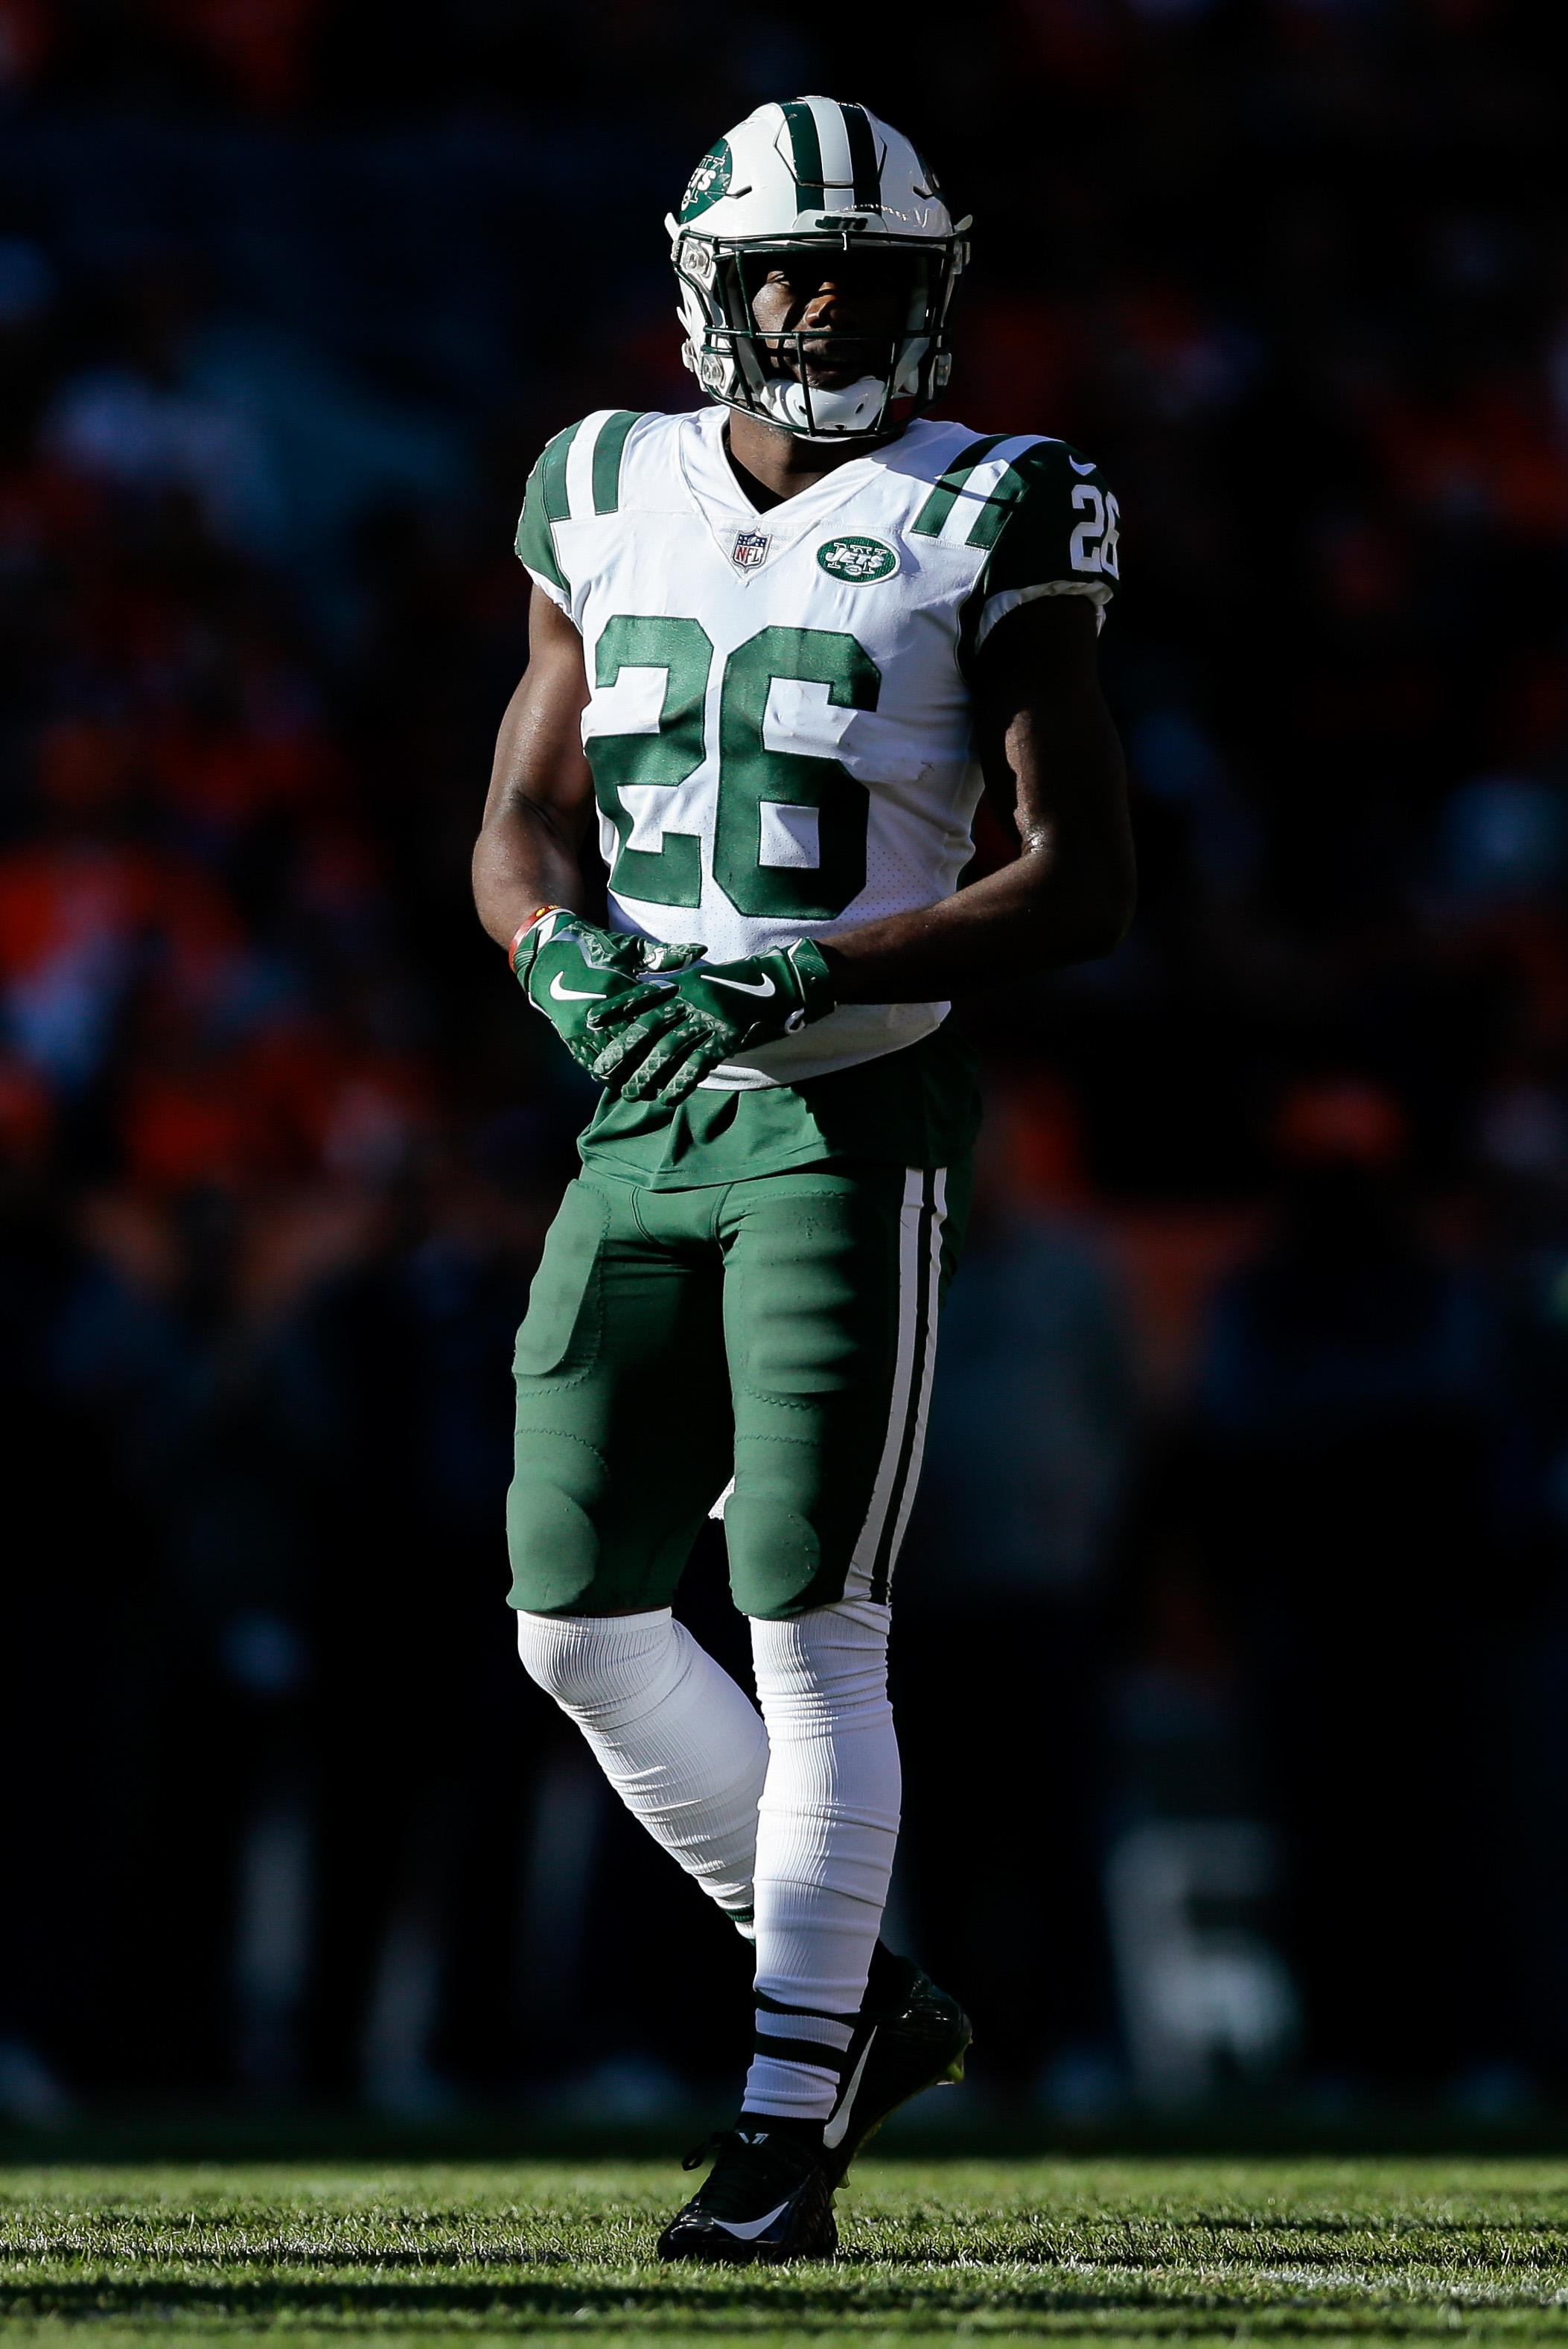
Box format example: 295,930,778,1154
882,1166,948,1600
846,1168,945,1600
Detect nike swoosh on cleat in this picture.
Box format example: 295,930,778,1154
705,2198,794,2241
550,973,608,1001
1069,456,1097,474
821,2027,878,2151
703,973,775,998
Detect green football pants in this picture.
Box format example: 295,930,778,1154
506,1159,969,1621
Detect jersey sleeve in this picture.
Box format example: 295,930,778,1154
971,441,1121,658
514,422,579,617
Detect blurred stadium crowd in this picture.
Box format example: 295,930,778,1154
3,0,1567,2127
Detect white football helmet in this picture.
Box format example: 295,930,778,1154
666,97,971,443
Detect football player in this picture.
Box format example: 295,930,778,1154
474,98,1133,2260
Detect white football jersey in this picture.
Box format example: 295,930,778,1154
516,403,1119,1087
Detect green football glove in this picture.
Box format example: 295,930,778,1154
513,910,703,1076
586,939,838,1106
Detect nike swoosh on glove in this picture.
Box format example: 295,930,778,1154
514,911,704,1076
586,940,838,1106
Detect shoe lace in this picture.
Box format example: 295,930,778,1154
679,2127,815,2220
681,2128,730,2173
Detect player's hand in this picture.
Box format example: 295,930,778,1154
514,911,704,1076
586,940,837,1106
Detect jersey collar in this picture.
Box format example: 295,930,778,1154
677,406,927,581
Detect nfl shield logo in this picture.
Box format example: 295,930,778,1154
730,529,771,572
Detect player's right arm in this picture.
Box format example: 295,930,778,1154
472,585,596,953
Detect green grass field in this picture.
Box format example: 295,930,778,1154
4,2157,1568,2344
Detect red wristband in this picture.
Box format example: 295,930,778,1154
508,905,564,967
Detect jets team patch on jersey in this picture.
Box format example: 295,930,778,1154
817,535,899,583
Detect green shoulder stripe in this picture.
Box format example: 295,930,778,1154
908,435,1007,538
514,421,583,595
538,421,579,521
961,443,1050,551
591,410,643,515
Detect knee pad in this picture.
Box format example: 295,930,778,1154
506,1453,605,1613
723,1488,832,1619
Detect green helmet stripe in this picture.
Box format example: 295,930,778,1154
591,410,643,515
841,103,882,211
538,419,580,523
780,98,826,205
908,434,1008,537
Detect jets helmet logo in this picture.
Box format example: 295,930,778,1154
817,535,899,583
680,139,733,222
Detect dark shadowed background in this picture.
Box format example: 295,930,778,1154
2,0,1567,2141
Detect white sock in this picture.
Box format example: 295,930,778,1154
514,1608,768,1925
743,1599,900,2121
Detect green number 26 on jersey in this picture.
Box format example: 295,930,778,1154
587,619,879,922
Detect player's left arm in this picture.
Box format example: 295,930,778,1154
818,593,1135,1004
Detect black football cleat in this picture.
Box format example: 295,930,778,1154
820,1951,972,2184
656,2126,838,2264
